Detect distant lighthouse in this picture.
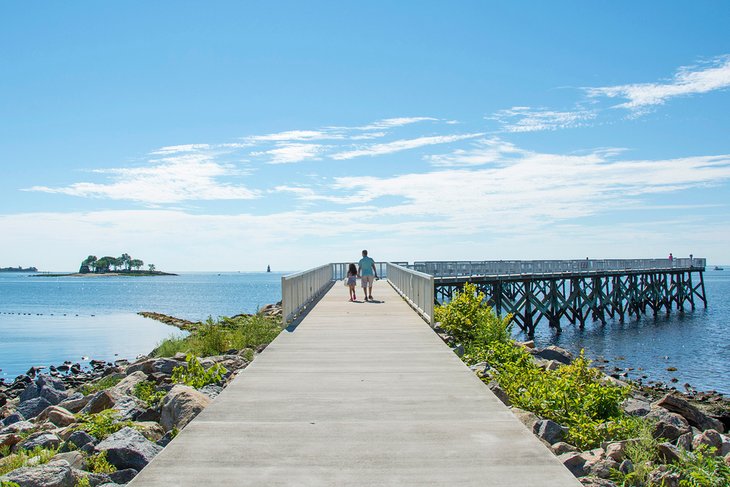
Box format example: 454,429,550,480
267,265,271,273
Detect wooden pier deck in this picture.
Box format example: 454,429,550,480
130,280,579,486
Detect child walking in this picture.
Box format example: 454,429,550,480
347,263,358,301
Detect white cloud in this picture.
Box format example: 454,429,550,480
588,55,730,110
356,117,438,131
488,107,597,132
426,138,524,167
245,130,342,142
25,154,258,204
251,143,325,164
330,133,483,160
151,144,211,155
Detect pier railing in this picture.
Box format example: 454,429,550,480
386,262,434,325
331,262,408,280
282,264,333,323
410,258,705,278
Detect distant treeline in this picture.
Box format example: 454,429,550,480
80,253,156,274
0,266,38,272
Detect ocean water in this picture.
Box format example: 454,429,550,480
0,270,728,394
0,272,283,380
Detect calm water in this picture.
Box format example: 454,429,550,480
0,272,283,380
0,270,728,394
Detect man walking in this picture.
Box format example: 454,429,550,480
358,249,378,301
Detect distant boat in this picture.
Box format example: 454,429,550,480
267,265,271,273
715,266,724,271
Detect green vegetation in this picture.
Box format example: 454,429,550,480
610,420,660,486
153,314,281,358
86,451,117,474
171,354,227,389
435,282,646,450
669,446,730,487
74,478,91,487
79,252,153,274
133,380,167,408
0,446,60,476
73,410,134,440
80,375,122,396
1,481,21,487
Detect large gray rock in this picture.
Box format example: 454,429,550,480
58,393,92,413
558,451,588,477
586,458,619,479
648,407,691,441
159,385,210,432
198,384,223,400
112,395,146,421
17,396,54,420
63,430,97,451
94,426,162,471
551,442,578,455
0,420,35,435
126,358,156,375
622,398,651,417
1,411,24,426
52,451,86,470
533,345,574,365
0,459,75,487
109,371,148,397
81,390,116,415
19,375,68,406
533,419,567,445
152,358,181,375
657,442,682,463
19,431,61,450
692,429,723,450
647,465,680,487
109,468,138,484
36,405,76,427
676,431,693,451
656,394,724,432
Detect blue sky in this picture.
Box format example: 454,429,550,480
2,1,730,271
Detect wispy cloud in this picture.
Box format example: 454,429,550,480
251,143,325,164
245,130,342,142
330,133,483,160
355,117,439,131
488,106,596,132
25,154,258,204
588,55,730,111
151,144,211,155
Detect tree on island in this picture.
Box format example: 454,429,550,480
79,253,154,274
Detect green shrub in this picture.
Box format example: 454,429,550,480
80,375,122,396
86,451,117,474
74,477,91,487
0,446,59,476
1,481,21,487
153,314,281,358
0,445,10,458
610,420,660,486
74,410,133,440
133,380,167,408
171,354,227,389
668,445,730,487
434,283,513,345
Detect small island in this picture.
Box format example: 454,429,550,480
0,266,38,272
33,253,176,277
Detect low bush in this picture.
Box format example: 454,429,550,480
434,283,513,345
133,380,167,408
669,445,730,487
171,354,227,389
153,314,281,358
86,450,116,474
0,446,59,476
80,375,122,396
73,409,133,440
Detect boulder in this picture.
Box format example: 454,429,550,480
126,358,156,375
36,406,76,427
533,419,567,445
17,396,54,420
198,384,223,400
0,459,75,487
647,465,680,487
619,459,633,474
604,440,635,462
0,432,23,448
550,442,578,455
657,442,682,463
109,468,138,484
58,393,92,413
622,398,651,417
112,395,145,421
0,420,35,435
510,407,540,431
133,421,165,442
692,429,722,450
579,478,619,487
52,451,86,470
63,430,97,451
676,431,693,451
486,381,511,407
109,371,148,397
81,390,116,415
156,430,175,447
19,431,61,450
648,407,691,441
159,385,210,432
94,426,162,471
1,411,24,426
152,358,180,375
587,458,619,479
558,451,588,477
70,470,113,486
533,345,573,365
656,394,724,432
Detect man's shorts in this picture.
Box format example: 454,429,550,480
361,275,375,287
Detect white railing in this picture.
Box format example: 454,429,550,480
281,264,334,324
331,262,407,280
410,258,706,278
386,262,434,325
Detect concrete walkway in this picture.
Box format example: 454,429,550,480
130,281,580,486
